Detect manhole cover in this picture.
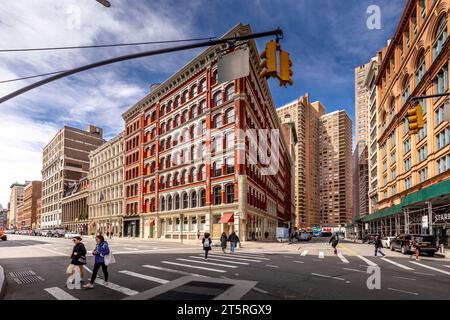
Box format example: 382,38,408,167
9,270,44,284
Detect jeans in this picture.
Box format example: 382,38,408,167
230,242,236,253
91,262,108,284
204,249,209,259
375,247,385,257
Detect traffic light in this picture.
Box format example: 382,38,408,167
279,50,294,86
96,0,111,7
407,105,424,134
259,41,278,79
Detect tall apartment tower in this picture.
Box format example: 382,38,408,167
320,111,353,227
41,125,104,229
8,182,27,229
277,94,325,229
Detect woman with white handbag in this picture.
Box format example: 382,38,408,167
83,235,111,289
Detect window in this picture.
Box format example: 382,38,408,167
226,157,235,174
435,66,448,95
199,100,207,114
402,78,410,105
213,114,222,128
404,157,412,172
225,108,235,124
212,70,218,85
416,53,426,84
226,132,234,149
199,165,206,180
161,105,166,116
391,152,396,165
213,91,222,107
200,79,207,93
436,127,450,149
161,197,165,211
436,105,446,126
225,84,235,101
392,167,397,180
182,193,188,209
213,187,222,205
404,138,411,153
191,191,197,208
213,161,222,177
392,184,397,196
418,122,428,141
418,144,428,162
433,17,448,60
190,85,198,98
200,189,206,207
201,120,207,135
437,154,450,174
420,0,426,19
404,118,409,135
226,184,234,204
391,131,397,147
405,176,413,189
168,196,173,211
419,167,428,183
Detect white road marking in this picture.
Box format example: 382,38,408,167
311,273,345,281
83,266,138,296
230,253,270,260
312,259,323,262
176,258,238,269
409,261,450,275
414,272,435,276
44,287,78,300
294,261,305,264
252,287,269,294
381,258,414,271
357,255,377,266
337,253,349,263
388,288,419,296
124,248,139,251
393,276,416,281
119,270,169,284
301,250,309,256
266,265,279,268
443,265,450,269
162,261,226,273
188,256,249,265
318,252,325,259
142,265,206,278
206,254,261,262
343,268,366,273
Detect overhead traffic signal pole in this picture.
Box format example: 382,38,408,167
0,29,283,104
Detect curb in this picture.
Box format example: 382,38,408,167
0,266,6,300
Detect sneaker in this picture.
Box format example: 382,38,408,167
83,283,94,289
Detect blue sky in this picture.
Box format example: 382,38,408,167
0,0,406,206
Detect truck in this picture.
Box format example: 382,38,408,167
0,228,7,241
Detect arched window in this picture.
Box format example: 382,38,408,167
151,111,156,122
151,145,156,156
433,16,448,60
175,194,180,210
200,189,206,207
161,105,166,116
181,170,187,184
144,199,150,213
144,181,150,193
189,126,195,140
226,132,234,149
181,110,188,123
150,179,155,192
150,199,155,212
160,176,165,189
161,196,166,211
213,160,222,177
182,193,188,209
226,184,235,203
167,101,173,113
167,174,172,187
150,161,155,173
199,165,206,181
160,122,165,134
200,78,207,92
225,108,235,124
167,137,172,149
189,167,196,182
166,155,172,168
201,120,207,135
416,52,426,84
191,191,197,208
213,186,222,205
213,91,222,107
190,85,198,98
182,91,188,103
199,100,206,114
225,84,235,101
174,115,180,127
174,172,180,186
168,195,173,211
213,114,222,128
402,77,410,105
212,70,218,85
190,105,197,119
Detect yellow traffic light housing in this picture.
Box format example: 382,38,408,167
407,105,424,134
279,50,294,86
259,41,278,79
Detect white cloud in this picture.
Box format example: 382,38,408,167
0,0,199,206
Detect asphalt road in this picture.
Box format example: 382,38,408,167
1,235,450,300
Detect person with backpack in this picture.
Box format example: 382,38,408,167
228,231,240,254
220,232,228,254
202,233,212,259
329,233,339,255
83,235,110,289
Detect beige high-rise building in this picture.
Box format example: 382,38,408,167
277,94,325,229
41,125,104,229
88,132,124,236
8,182,27,229
355,64,370,145
320,110,353,227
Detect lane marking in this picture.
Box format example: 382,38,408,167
206,254,261,262
266,265,279,268
83,266,138,296
143,265,207,278
337,253,349,264
312,259,323,262
414,272,435,276
393,276,416,281
229,253,270,260
252,287,269,294
44,287,78,300
388,288,419,296
343,268,366,273
338,245,358,256
293,261,304,264
188,256,249,265
311,273,345,281
409,261,450,275
301,250,308,256
119,270,169,284
124,248,139,251
162,261,226,273
443,265,450,269
381,258,414,271
176,258,238,269
357,255,377,266
318,252,325,259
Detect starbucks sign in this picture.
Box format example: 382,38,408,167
435,213,450,223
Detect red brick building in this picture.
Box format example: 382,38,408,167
122,24,294,240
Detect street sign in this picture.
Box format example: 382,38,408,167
218,49,250,84
422,215,429,229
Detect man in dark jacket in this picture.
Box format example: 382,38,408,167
228,232,240,254
374,235,385,257
329,233,339,255
70,236,87,281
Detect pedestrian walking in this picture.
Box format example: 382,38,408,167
329,233,339,255
67,236,86,289
228,231,240,254
83,235,110,289
202,233,212,259
374,235,385,257
220,232,228,254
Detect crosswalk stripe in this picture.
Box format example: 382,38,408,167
301,250,308,256
188,256,249,265
119,270,169,284
143,265,206,278
357,255,377,266
311,273,345,281
294,261,304,264
83,266,138,296
229,253,270,260
44,287,78,300
409,262,450,275
206,254,261,262
318,252,324,259
381,258,414,271
443,265,450,269
176,258,238,268
162,261,226,273
337,253,349,264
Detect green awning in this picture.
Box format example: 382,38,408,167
361,204,402,223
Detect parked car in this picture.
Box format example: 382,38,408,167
32,229,42,236
64,232,81,239
297,233,312,242
363,234,376,244
381,236,396,248
53,229,66,238
390,234,437,256
0,229,6,241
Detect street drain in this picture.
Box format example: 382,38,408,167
9,270,44,285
